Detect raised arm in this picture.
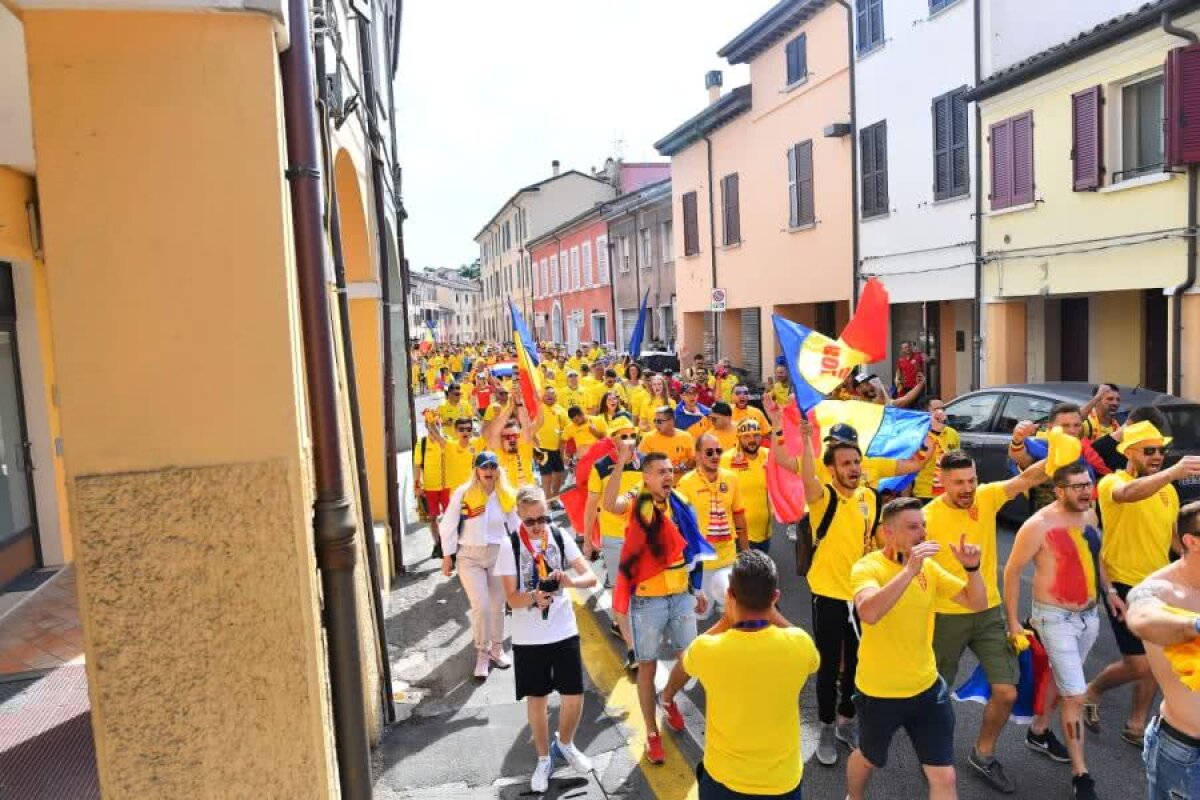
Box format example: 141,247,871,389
796,415,823,500
1001,459,1049,500
1007,420,1039,470
890,374,924,408
1125,577,1200,647
482,396,514,448
1113,457,1200,504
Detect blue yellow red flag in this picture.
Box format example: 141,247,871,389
508,299,540,367
811,400,931,462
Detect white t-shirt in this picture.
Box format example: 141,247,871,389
494,527,583,646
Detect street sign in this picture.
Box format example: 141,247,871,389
710,287,727,313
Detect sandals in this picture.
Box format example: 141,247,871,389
1082,702,1101,733
1121,726,1145,747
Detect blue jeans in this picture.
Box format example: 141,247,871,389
628,592,697,662
1145,716,1200,799
697,761,801,799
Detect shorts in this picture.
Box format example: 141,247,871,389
538,449,565,475
700,566,732,618
748,538,771,554
854,677,955,768
423,488,450,518
512,635,584,700
696,760,802,799
933,605,1020,687
1105,582,1146,656
629,592,697,663
1145,715,1200,800
601,536,623,590
1030,601,1100,697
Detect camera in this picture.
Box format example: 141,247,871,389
537,577,560,594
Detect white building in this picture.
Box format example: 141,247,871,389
408,268,482,344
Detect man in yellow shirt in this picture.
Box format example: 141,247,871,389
483,385,511,423
663,550,816,798
578,363,600,393
483,397,536,489
1086,423,1200,742
914,398,961,502
585,415,644,590
562,406,604,465
730,385,769,432
414,412,448,558
721,419,773,553
847,497,985,800
1080,383,1121,441
560,371,589,414
707,402,738,453
925,449,1047,791
601,446,708,766
640,406,695,472
766,362,793,407
437,384,473,426
711,360,739,405
533,386,569,501
426,415,487,492
678,433,747,622
588,369,628,413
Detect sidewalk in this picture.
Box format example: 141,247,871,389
371,507,704,799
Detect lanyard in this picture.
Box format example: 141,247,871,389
732,619,770,631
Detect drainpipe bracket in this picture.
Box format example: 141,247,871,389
315,496,358,571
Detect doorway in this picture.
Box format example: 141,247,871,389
1143,289,1168,392
0,264,39,587
1059,297,1090,382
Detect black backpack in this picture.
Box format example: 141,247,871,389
795,484,881,577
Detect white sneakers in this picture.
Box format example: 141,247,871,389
530,757,554,793
531,735,592,794
489,645,512,669
473,651,490,679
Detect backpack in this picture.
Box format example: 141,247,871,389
795,484,882,577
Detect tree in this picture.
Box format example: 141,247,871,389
458,259,480,280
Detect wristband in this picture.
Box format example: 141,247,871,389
1009,439,1025,449
1106,586,1118,596
964,564,980,573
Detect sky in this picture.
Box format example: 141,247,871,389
394,0,772,272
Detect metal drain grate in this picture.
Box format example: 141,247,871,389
0,664,99,800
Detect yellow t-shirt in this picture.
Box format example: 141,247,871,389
563,417,601,451
483,403,503,423
712,374,739,405
851,551,966,698
914,427,961,499
721,448,771,543
628,386,652,422
677,468,744,570
536,404,568,451
496,440,536,488
589,382,629,412
769,382,792,406
554,367,569,390
436,400,474,426
710,426,738,453
630,490,692,596
731,405,769,433
415,436,445,490
923,482,1007,613
567,356,582,372
814,455,899,490
1099,470,1180,586
442,436,487,490
683,627,819,795
805,484,881,601
640,429,695,468
560,386,589,414
587,456,644,540
1083,414,1119,442
449,355,463,373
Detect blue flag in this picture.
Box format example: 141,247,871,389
628,289,650,360
507,298,540,367
668,492,716,592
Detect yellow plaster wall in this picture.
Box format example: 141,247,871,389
24,10,337,796
986,301,1027,385
1183,293,1200,401
0,167,34,263
1091,291,1144,387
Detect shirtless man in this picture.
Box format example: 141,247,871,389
1003,462,1120,800
1125,502,1200,799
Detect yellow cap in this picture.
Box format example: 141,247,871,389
1045,426,1082,475
1117,420,1172,455
736,419,762,434
606,414,638,436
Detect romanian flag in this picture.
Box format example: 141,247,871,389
509,301,543,417
560,438,616,548
1012,429,1110,480
766,402,819,524
771,279,889,412
954,633,1052,724
612,491,715,614
811,400,932,464
508,299,540,367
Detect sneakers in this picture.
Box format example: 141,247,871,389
967,749,1015,794
816,723,838,766
1072,772,1098,800
551,734,593,773
623,649,638,672
610,620,623,639
645,733,666,765
1082,701,1101,733
488,646,511,670
835,720,858,751
660,696,685,732
473,651,490,679
1025,728,1071,763
530,756,554,794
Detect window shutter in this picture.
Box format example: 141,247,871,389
860,128,876,215
788,146,800,227
869,0,884,47
682,192,700,255
1166,44,1200,167
797,141,815,225
856,0,868,51
951,90,970,195
722,173,741,245
933,95,951,198
1012,111,1035,205
1071,86,1103,190
990,119,1013,210
874,121,888,213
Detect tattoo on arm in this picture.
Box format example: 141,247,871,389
1125,578,1172,610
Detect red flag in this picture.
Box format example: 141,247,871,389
840,278,889,363
612,496,688,615
514,336,543,419
561,439,616,548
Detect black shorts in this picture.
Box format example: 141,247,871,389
854,677,955,768
1104,582,1146,656
513,635,584,700
538,449,565,475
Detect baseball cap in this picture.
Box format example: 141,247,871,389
682,383,699,395
824,423,859,443
474,451,500,468
736,419,762,435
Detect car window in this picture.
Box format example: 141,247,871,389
1161,405,1200,451
945,393,1000,433
996,394,1056,435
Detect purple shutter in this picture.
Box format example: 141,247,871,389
990,119,1013,210
1011,112,1034,205
1167,44,1200,166
682,192,700,255
1072,86,1103,190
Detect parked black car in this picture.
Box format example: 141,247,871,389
943,382,1200,508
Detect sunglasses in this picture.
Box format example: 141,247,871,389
1139,446,1168,456
477,464,498,471
701,447,722,457
502,434,519,441
615,433,637,441
522,515,551,526
456,426,473,432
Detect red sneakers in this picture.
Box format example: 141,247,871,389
645,733,665,765
661,699,685,733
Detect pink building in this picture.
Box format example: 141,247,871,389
530,210,615,350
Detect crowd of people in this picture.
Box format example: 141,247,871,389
411,339,1200,800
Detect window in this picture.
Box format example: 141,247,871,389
660,221,673,262
856,0,884,54
619,236,632,272
933,87,970,199
1119,75,1164,182
560,251,569,291
788,141,815,227
570,246,580,289
996,394,1055,434
1072,85,1104,190
550,255,559,293
785,34,807,86
989,111,1034,210
597,235,610,284
592,313,608,345
721,173,741,244
860,121,888,217
582,241,593,286
929,0,958,13
943,393,999,433
540,258,548,297
640,227,652,266
682,191,700,255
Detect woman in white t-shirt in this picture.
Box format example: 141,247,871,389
496,486,598,794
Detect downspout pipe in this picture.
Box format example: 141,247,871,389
971,0,983,390
279,1,372,797
356,7,407,575
630,208,643,351
835,0,861,309
1164,11,1199,397
702,132,720,361
315,9,395,725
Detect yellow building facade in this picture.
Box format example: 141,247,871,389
0,0,407,795
974,9,1200,399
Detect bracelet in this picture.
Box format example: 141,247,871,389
1106,586,1119,595
964,564,980,573
1009,439,1025,450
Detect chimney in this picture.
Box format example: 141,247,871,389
706,70,723,105
551,159,561,176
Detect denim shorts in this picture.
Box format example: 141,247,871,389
1145,716,1200,800
1030,601,1099,697
629,592,697,663
601,536,623,590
